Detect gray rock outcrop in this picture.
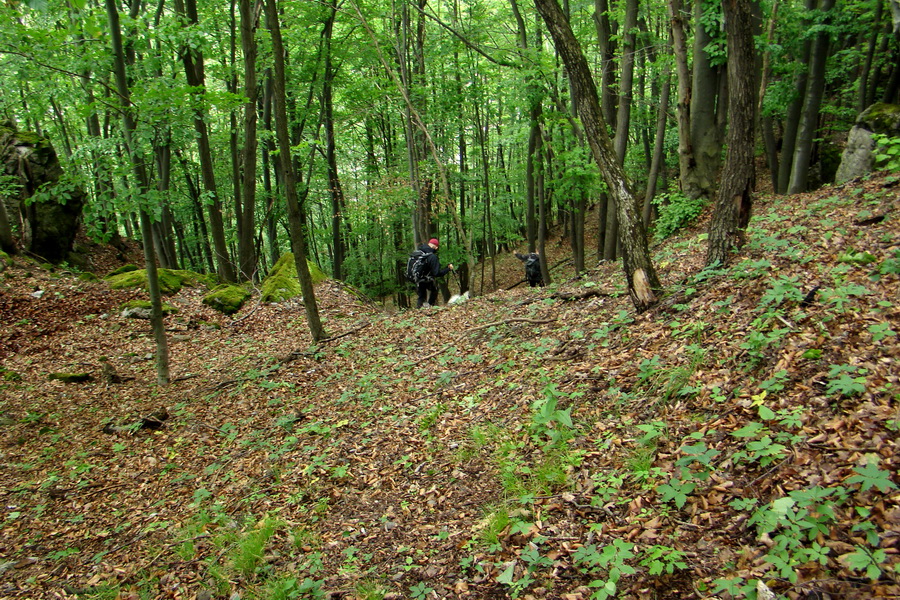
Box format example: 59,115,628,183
0,123,86,262
835,103,900,183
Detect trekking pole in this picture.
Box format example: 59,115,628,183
452,268,462,293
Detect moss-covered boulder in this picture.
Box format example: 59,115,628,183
203,284,251,315
260,253,327,303
836,103,900,182
105,264,139,277
78,272,99,282
106,268,215,295
48,372,93,383
1,125,86,263
120,299,179,319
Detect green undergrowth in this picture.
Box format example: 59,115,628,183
10,181,898,600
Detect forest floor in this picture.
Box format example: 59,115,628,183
0,174,899,600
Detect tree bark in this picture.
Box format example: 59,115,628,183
687,0,723,200
644,69,671,228
535,0,661,312
788,0,836,194
105,0,169,385
667,0,695,197
777,0,816,193
603,0,638,261
707,0,758,267
175,0,237,283
511,0,541,253
264,0,326,342
238,0,260,281
593,0,618,125
323,0,347,281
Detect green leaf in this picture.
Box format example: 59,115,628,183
758,405,776,421
732,421,766,438
847,462,897,493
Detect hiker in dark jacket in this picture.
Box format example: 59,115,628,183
515,251,544,287
416,238,453,308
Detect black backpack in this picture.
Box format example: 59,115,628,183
405,249,432,283
524,254,541,281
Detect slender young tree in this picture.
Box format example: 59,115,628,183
104,0,170,384
707,0,758,267
535,0,661,312
174,0,237,283
603,0,639,261
667,0,697,196
323,0,348,280
238,0,259,281
264,0,326,342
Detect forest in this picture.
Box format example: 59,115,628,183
1,0,897,311
1,0,899,598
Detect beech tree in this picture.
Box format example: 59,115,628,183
707,0,759,267
104,0,170,385
534,0,661,312
264,0,326,343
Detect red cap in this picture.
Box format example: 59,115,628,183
429,238,439,248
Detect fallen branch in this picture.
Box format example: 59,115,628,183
465,317,556,333
549,289,612,301
317,321,371,344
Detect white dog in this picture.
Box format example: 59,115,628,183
448,291,470,305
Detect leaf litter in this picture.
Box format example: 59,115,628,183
0,175,898,599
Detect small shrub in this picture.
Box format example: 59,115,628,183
872,133,900,171
651,192,707,240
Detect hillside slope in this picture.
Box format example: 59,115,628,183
0,175,898,600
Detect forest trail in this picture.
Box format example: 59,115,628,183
0,175,898,600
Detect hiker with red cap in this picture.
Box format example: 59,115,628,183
412,238,453,308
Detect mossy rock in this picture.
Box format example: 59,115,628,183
261,253,327,303
48,372,93,383
106,264,139,278
203,284,251,315
120,299,179,319
858,102,900,133
106,268,213,295
78,272,100,282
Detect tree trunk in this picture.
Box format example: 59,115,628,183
105,0,169,385
593,0,618,125
264,0,325,342
229,0,244,261
858,0,884,113
238,0,260,281
603,0,638,261
177,152,215,273
152,143,179,269
512,0,542,253
788,0,836,194
0,193,13,252
644,69,671,227
757,0,780,190
323,0,347,280
535,0,661,312
175,0,236,283
707,0,758,267
777,0,816,193
667,0,696,197
687,0,723,200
